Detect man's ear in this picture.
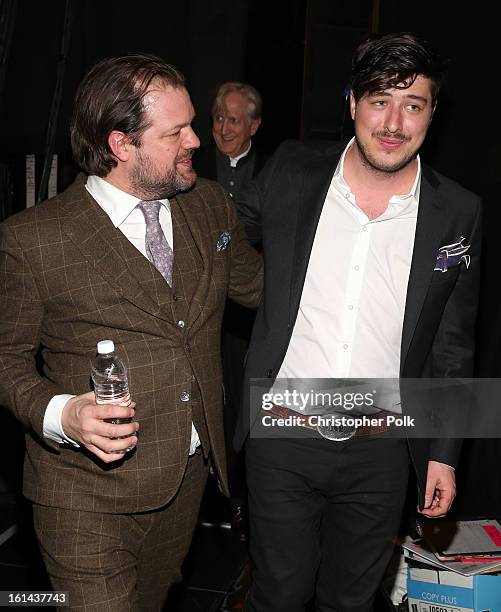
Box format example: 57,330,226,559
250,117,262,137
349,91,356,121
108,131,131,162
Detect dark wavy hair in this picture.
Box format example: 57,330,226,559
349,32,446,106
71,54,185,177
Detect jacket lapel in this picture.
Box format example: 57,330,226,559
170,187,210,332
289,151,341,322
400,167,446,370
61,185,175,325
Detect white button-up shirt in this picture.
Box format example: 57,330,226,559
276,140,420,408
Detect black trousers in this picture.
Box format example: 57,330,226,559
245,435,409,612
222,300,255,501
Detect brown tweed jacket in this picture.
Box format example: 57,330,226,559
0,176,262,513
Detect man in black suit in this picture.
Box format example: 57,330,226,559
195,82,267,199
234,33,482,611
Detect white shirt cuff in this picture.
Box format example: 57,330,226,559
44,395,80,447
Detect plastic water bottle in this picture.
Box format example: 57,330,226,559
91,340,131,433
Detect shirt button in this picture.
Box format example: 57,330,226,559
345,192,350,200
354,265,360,271
362,226,367,232
343,344,349,350
180,391,190,402
348,305,354,310
178,320,185,328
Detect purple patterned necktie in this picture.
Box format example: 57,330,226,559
138,200,174,286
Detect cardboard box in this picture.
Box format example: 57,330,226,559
407,565,501,612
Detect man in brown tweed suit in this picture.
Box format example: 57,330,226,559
0,54,262,611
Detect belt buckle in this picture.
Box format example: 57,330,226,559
316,414,357,441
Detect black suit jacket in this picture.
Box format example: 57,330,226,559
233,140,482,504
194,142,268,184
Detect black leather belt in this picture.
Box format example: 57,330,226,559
265,404,390,441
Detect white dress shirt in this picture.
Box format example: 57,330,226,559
43,175,200,453
276,139,420,410
229,141,252,167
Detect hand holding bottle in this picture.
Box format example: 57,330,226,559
61,340,139,462
61,391,138,463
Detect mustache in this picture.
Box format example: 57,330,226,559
176,150,196,163
374,130,410,142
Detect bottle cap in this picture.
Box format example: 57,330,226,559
97,340,115,354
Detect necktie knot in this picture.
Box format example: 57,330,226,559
138,200,162,223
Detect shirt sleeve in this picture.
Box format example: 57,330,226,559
43,394,80,447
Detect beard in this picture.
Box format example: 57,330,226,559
355,129,417,174
129,149,197,200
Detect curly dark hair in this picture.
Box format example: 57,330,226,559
71,54,185,177
349,32,446,106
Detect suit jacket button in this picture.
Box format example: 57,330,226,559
180,391,190,402
266,369,274,378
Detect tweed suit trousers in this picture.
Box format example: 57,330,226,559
33,451,208,612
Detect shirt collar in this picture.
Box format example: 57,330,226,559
333,136,422,203
85,175,170,227
229,141,252,167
